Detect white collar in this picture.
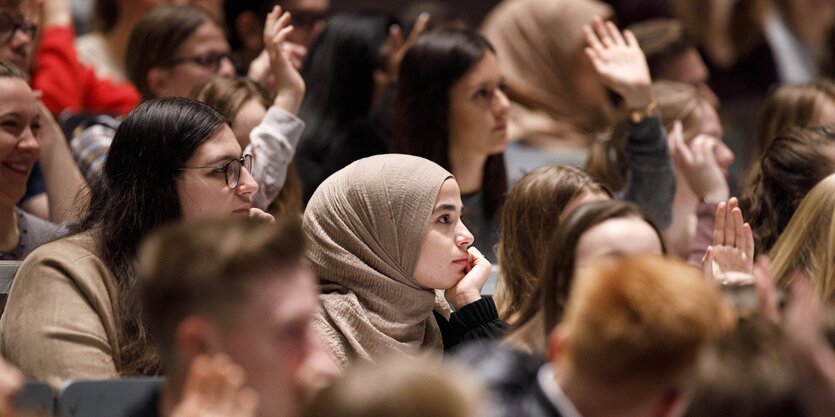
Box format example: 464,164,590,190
537,364,585,417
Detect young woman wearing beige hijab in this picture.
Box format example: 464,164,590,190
304,154,508,369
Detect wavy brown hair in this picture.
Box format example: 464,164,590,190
504,200,666,355
756,80,835,159
740,125,835,255
494,165,610,324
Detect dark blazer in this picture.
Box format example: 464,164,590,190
452,342,563,417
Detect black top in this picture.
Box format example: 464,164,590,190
452,342,561,417
435,297,508,351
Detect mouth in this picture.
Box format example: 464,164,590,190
2,161,31,176
492,123,507,133
452,256,469,266
233,206,252,215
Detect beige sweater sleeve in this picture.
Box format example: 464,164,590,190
0,236,119,390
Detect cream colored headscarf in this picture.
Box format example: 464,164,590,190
304,154,454,369
482,0,614,149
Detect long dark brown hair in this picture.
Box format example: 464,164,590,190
73,97,229,375
391,27,507,219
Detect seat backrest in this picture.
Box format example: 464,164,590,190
16,380,54,415
0,261,21,314
57,377,164,417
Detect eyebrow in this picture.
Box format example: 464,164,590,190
433,203,461,213
202,154,239,166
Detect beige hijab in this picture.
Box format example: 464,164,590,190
304,154,454,368
482,0,614,149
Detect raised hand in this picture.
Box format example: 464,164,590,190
38,0,72,28
445,246,491,310
703,197,755,284
385,13,430,83
263,6,305,114
583,16,653,110
171,355,258,417
669,122,729,203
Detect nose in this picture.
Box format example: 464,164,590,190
17,127,39,155
217,56,236,78
493,88,510,116
235,164,259,197
456,220,474,248
10,27,32,48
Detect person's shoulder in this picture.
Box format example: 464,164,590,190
450,341,545,388
17,231,106,285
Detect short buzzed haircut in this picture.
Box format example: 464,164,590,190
138,217,306,368
559,256,733,388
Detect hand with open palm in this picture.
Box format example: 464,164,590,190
703,197,755,284
583,16,653,110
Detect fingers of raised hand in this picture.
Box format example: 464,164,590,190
713,201,727,246
623,29,639,48
405,12,430,48
583,23,605,52
605,20,626,45
592,16,614,47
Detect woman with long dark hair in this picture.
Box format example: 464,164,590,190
294,12,399,202
0,97,271,389
391,28,511,261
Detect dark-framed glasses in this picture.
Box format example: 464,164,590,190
0,10,37,43
180,154,254,189
162,51,236,73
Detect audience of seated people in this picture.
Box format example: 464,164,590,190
0,0,831,416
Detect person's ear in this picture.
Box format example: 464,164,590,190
146,67,169,98
547,324,566,363
175,316,222,365
234,11,265,51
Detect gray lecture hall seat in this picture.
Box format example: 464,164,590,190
0,261,21,314
16,380,54,415
57,377,164,417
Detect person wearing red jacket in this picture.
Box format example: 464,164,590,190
2,0,140,117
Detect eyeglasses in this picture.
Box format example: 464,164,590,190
0,11,37,43
180,154,254,189
162,51,236,73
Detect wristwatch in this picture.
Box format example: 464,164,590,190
628,100,658,124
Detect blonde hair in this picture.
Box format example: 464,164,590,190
586,81,708,192
756,80,835,158
303,356,484,417
559,255,733,388
769,173,835,301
